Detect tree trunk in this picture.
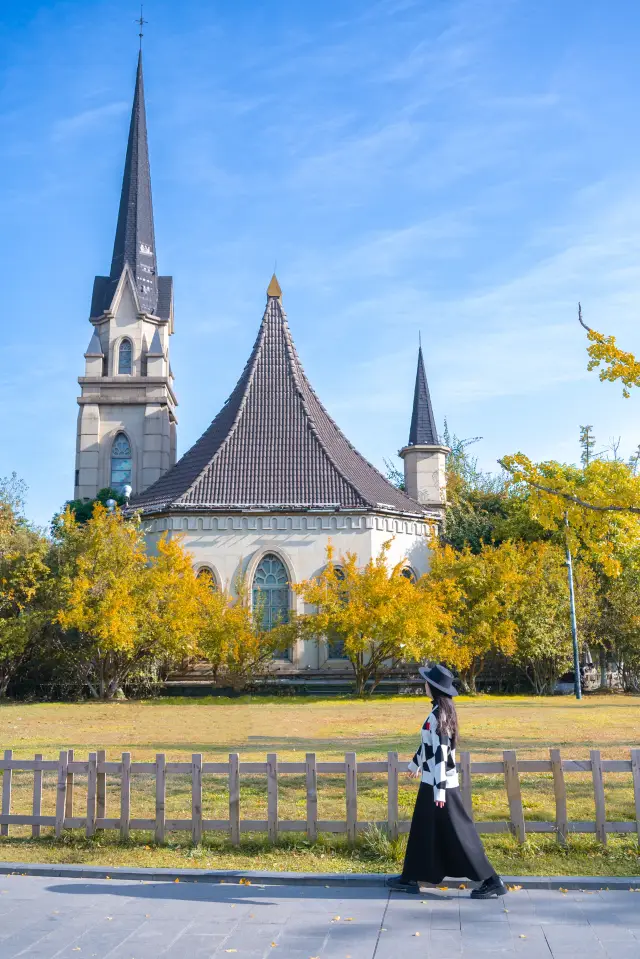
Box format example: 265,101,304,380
599,648,608,689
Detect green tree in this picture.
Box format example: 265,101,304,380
54,488,125,528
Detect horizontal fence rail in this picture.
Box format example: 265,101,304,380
0,747,639,846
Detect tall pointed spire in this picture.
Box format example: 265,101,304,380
109,51,158,315
408,345,439,445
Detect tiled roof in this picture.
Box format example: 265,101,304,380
408,345,439,445
131,286,426,517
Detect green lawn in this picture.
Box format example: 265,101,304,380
1,694,639,875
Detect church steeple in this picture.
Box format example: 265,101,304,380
77,51,176,504
408,343,439,445
109,51,158,316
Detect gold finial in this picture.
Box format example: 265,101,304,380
267,273,282,299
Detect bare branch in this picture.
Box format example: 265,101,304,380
578,301,592,333
498,458,640,515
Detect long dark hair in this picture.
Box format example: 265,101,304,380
432,690,459,748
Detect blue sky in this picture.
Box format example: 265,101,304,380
2,0,640,526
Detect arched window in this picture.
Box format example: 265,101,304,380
118,339,133,375
197,567,218,590
327,566,349,659
252,553,290,659
401,567,417,584
110,433,132,492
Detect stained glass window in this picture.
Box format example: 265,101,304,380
110,433,132,492
118,339,133,375
252,553,290,659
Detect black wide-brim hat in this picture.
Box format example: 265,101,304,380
418,663,458,697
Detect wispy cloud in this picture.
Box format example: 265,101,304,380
52,101,128,142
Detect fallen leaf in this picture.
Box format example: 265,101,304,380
519,934,527,939
344,917,354,921
413,931,421,936
507,884,522,892
174,878,180,883
437,885,447,890
331,916,341,921
271,944,278,948
458,883,466,890
559,887,568,894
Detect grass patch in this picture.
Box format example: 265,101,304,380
1,693,639,874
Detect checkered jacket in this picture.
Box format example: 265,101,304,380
408,703,459,803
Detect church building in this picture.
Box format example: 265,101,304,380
75,54,449,673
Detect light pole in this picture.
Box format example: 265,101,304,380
564,512,582,700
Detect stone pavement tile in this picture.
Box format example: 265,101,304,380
599,945,640,959
0,913,101,959
461,922,514,947
428,928,464,956
539,923,607,958
587,923,638,941
459,901,509,923
0,915,147,959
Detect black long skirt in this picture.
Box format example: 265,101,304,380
401,783,496,884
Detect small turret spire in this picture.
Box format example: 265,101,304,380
408,345,439,445
109,51,158,315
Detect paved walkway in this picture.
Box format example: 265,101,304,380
0,873,638,958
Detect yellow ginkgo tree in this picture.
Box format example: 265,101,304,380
54,504,202,699
294,542,457,695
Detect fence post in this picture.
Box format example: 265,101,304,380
97,749,106,826
590,749,607,845
86,752,97,838
55,751,68,838
631,748,640,847
306,753,317,842
229,753,240,846
155,753,166,844
550,748,568,845
267,753,278,844
192,753,203,846
120,752,131,841
459,751,473,819
346,752,357,845
65,748,74,820
387,752,399,841
503,749,526,844
32,753,43,839
1,750,12,837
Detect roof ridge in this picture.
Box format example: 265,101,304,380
278,302,369,509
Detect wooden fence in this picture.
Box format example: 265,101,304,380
1,747,639,846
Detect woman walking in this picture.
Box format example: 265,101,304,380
387,664,506,899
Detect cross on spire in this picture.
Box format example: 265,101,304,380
136,5,147,50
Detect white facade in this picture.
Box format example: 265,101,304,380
144,510,434,670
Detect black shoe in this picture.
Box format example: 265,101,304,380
385,875,419,893
470,876,507,899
